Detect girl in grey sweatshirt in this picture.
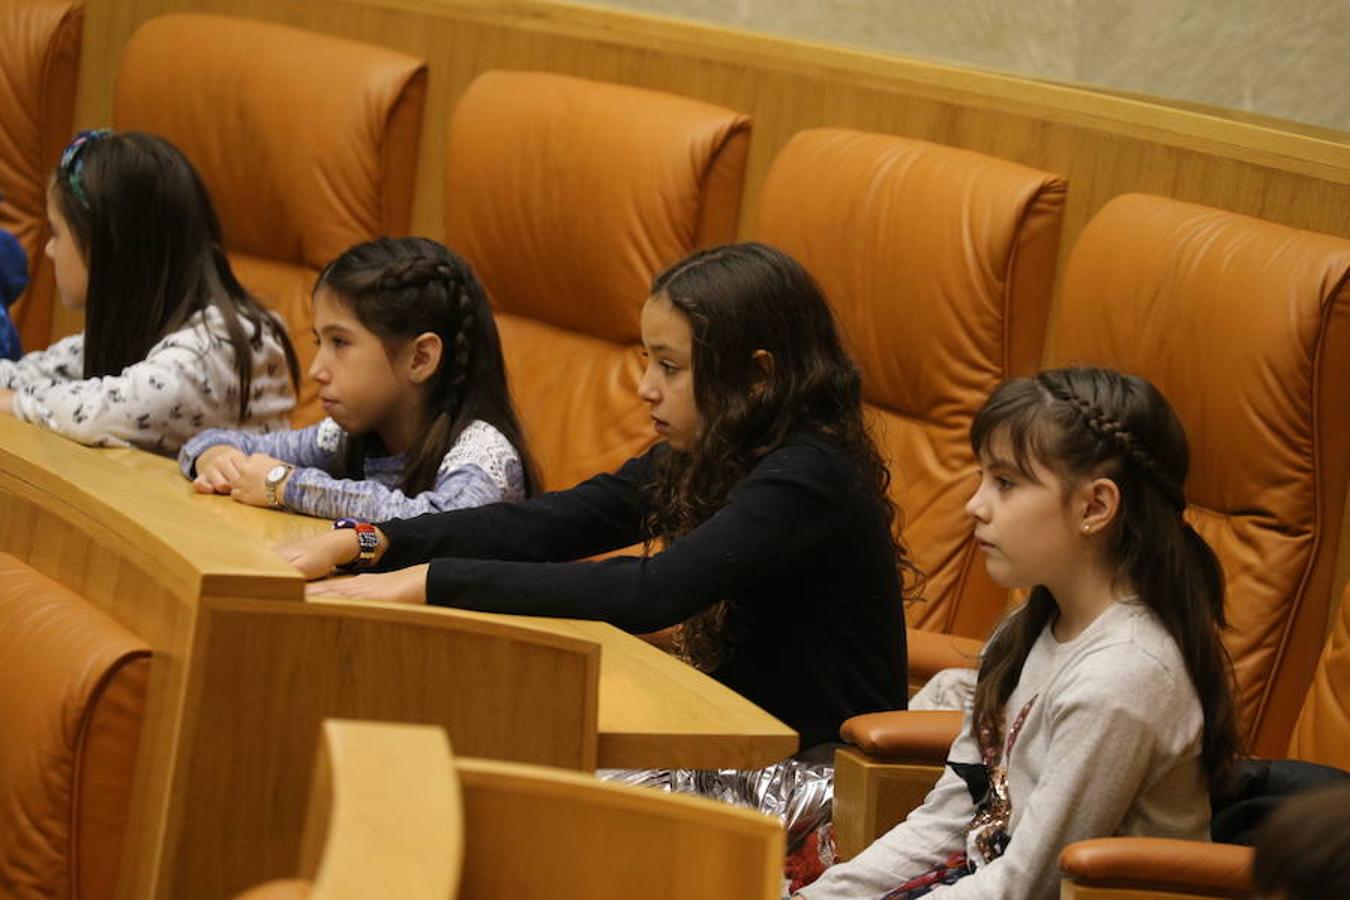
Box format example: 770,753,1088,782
803,368,1240,900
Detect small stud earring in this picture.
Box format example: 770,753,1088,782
1082,523,1091,534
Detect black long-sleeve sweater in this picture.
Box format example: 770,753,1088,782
375,432,908,750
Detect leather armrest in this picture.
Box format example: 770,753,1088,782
907,628,982,681
1060,837,1253,895
234,879,313,899
840,710,963,759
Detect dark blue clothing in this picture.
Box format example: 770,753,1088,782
0,229,28,360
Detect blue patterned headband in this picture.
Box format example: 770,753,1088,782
58,129,112,207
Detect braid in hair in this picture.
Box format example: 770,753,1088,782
366,252,479,420
1051,388,1188,512
441,278,477,418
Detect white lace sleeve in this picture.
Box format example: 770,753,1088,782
440,420,526,501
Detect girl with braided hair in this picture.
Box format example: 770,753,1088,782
802,366,1241,900
181,236,537,520
277,242,913,752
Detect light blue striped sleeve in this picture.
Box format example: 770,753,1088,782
279,419,526,521
178,418,347,479
282,463,508,520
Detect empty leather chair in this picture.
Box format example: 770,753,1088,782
444,70,750,490
0,553,151,900
0,0,82,350
113,13,427,424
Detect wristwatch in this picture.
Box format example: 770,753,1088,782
264,463,293,509
333,517,379,570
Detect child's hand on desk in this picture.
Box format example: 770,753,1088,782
0,388,15,415
193,445,248,493
305,565,429,605
276,529,361,579
229,452,289,506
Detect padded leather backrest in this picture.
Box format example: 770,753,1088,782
445,71,750,490
758,129,1066,636
0,0,81,351
1288,583,1350,770
1049,193,1350,757
0,552,151,900
114,13,427,424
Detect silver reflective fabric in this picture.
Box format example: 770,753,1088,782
599,755,837,895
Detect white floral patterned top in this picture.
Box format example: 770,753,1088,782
1,307,294,454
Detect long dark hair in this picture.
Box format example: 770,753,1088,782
315,237,539,497
969,367,1241,795
643,242,919,669
52,130,298,418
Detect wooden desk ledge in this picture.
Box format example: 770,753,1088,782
0,416,308,601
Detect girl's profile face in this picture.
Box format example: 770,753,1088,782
965,430,1084,592
45,190,88,311
638,294,701,451
308,287,421,440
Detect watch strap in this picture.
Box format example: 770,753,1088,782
333,518,379,570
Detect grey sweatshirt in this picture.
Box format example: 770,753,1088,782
803,600,1209,900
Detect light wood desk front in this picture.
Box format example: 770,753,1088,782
0,416,796,899
105,436,799,771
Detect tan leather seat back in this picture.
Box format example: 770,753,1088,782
0,552,151,900
445,70,750,490
1288,584,1350,770
0,0,82,351
1049,193,1350,756
757,129,1066,636
114,12,428,424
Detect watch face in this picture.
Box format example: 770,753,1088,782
267,464,289,484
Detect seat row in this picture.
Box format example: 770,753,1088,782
9,9,1345,707
3,8,1349,899
238,718,784,900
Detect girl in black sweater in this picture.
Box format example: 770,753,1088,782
280,242,914,750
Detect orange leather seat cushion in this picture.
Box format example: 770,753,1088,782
1288,583,1350,770
0,553,151,900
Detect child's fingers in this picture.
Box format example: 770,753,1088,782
192,475,216,494
201,467,234,493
